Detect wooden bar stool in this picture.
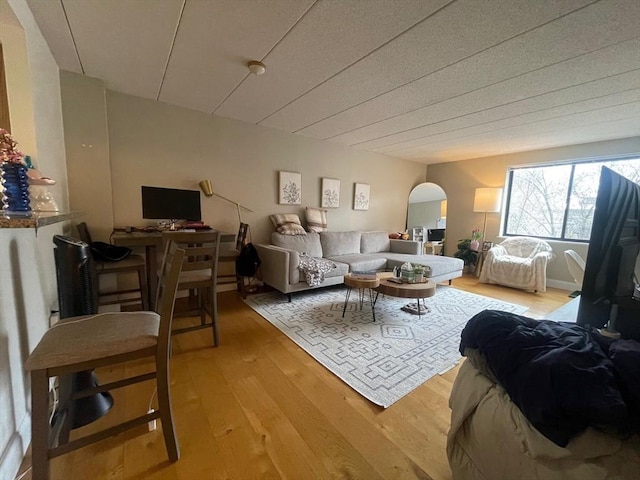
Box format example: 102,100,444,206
217,222,249,297
161,230,221,346
25,241,186,479
77,222,149,310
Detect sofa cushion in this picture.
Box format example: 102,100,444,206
326,261,349,278
271,231,323,258
361,231,391,253
305,207,328,233
325,254,387,272
320,231,361,257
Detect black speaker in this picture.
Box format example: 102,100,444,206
53,235,99,318
53,235,113,429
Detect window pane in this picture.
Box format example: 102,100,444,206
505,165,571,237
566,164,601,240
604,158,640,184
567,158,640,240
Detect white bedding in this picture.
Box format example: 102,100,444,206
447,354,640,480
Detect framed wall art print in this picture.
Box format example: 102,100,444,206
279,171,302,205
321,178,340,208
353,183,370,211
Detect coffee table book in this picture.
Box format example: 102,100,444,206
351,271,378,280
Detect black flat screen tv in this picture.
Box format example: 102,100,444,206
578,167,640,339
141,186,201,221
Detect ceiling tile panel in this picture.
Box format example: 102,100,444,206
260,0,595,132
300,3,640,141
19,0,640,164
159,0,314,113
392,104,640,161
417,118,640,163
26,0,81,72
339,39,640,150
213,0,450,123
61,0,184,100
369,71,640,153
377,91,640,155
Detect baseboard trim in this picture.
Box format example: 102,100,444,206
547,279,577,291
0,414,31,480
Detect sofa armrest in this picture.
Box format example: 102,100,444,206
390,239,422,255
255,244,301,291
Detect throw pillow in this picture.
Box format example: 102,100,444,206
270,213,302,229
305,207,327,233
269,213,306,235
277,223,307,235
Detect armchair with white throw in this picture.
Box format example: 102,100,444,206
479,237,555,292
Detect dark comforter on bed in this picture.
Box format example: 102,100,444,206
460,310,640,447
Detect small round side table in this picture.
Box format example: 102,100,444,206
342,273,381,321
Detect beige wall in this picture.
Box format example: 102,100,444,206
426,137,640,289
101,90,425,245
1,1,69,478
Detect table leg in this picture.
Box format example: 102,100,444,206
357,288,365,310
368,288,376,322
342,287,352,317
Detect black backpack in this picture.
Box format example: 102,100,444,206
236,243,261,277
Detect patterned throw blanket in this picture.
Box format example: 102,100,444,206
298,255,336,286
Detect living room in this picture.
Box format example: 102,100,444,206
1,0,639,479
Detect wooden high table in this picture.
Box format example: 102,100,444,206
112,230,236,310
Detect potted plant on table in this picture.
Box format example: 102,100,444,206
453,239,479,274
413,265,426,283
470,229,482,252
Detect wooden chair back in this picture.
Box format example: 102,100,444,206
236,222,249,251
160,230,222,345
156,240,186,359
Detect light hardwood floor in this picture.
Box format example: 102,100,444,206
20,276,573,480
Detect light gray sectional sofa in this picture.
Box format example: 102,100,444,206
256,231,464,300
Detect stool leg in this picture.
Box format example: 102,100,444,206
198,288,206,326
138,265,149,311
31,369,50,480
156,359,180,461
209,287,219,347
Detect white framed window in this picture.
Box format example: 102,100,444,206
504,156,640,241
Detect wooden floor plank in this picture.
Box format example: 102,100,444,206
24,275,571,479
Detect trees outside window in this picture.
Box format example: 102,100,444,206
504,157,640,241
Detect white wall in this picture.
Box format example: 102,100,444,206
426,137,640,289
408,200,442,230
60,71,114,242
1,1,69,478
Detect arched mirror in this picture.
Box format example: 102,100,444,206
407,182,447,244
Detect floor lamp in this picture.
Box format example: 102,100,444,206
473,188,503,244
199,180,253,223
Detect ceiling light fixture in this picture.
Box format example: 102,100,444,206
248,60,266,76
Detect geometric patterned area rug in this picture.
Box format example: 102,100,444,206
244,285,528,407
